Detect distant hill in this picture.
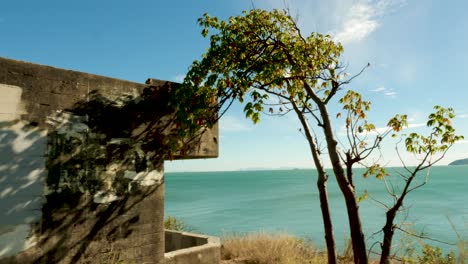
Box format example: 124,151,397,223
448,158,468,165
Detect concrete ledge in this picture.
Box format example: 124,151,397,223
164,230,220,264
0,57,219,159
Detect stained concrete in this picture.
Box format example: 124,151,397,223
0,57,219,264
165,230,221,264
0,83,47,258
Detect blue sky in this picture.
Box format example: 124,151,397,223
1,0,467,172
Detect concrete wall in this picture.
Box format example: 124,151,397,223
165,230,208,252
0,84,47,258
165,230,221,264
0,57,218,158
0,57,218,263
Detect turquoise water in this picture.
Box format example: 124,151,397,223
165,166,468,253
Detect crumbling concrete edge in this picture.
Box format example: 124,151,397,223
164,230,221,264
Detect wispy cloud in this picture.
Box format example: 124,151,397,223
372,126,390,134
337,117,424,137
172,74,185,83
375,122,424,132
262,0,406,45
370,86,397,98
407,123,425,128
333,0,407,45
457,114,468,119
370,86,386,92
220,115,250,132
348,122,425,136
333,3,379,44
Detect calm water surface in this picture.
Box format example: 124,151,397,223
165,166,468,253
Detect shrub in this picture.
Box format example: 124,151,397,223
164,216,189,231
221,232,325,264
417,244,456,264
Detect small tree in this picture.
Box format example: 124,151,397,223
181,9,463,264
339,92,463,263
377,106,463,263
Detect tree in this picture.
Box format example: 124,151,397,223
181,9,463,264
377,106,463,263
338,93,463,263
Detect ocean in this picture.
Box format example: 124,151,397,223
165,165,468,254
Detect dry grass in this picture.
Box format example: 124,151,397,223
164,215,465,264
221,232,326,264
220,232,391,264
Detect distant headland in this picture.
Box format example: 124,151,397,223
448,158,468,165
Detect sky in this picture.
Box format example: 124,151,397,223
1,0,467,172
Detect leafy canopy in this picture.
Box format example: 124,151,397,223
181,8,465,263
183,9,344,124
182,8,464,173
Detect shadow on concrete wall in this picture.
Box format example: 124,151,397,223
0,120,47,258
1,81,217,263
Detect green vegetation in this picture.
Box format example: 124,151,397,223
164,216,190,232
414,244,456,264
183,8,464,264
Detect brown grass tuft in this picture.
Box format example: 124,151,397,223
221,232,326,264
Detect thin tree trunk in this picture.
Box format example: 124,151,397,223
380,209,397,264
314,100,368,264
343,190,368,264
291,102,338,264
302,81,368,263
380,169,420,264
317,171,337,264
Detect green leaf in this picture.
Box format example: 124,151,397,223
357,190,368,203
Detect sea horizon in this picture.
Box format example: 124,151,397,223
165,166,468,256
165,163,468,174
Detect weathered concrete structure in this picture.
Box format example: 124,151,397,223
0,57,219,263
165,230,221,264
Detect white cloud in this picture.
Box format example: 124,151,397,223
370,86,397,98
407,123,425,128
370,126,390,134
407,111,424,123
219,115,250,132
334,3,379,45
372,122,424,133
360,122,425,136
370,86,386,92
260,0,406,45
455,140,468,144
333,0,407,45
457,114,468,119
337,122,388,136
172,74,185,83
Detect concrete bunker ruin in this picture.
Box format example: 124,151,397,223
0,57,219,264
